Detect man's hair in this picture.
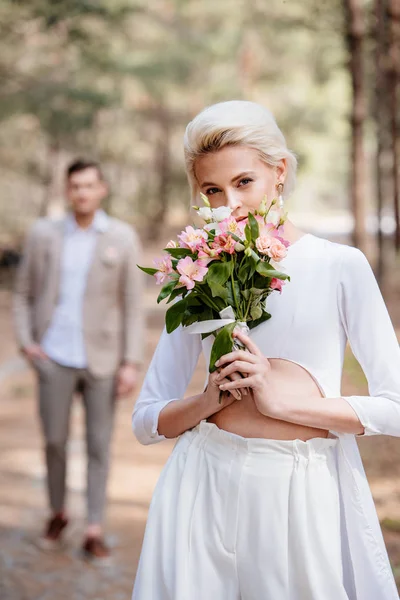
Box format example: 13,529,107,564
66,158,104,181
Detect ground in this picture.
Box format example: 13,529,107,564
1,243,400,599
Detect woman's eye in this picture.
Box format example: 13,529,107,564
206,187,220,195
238,178,253,187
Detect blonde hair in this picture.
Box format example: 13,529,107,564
183,100,297,202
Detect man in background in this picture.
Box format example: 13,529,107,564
13,158,144,564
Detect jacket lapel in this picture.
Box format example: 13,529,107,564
49,220,64,307
85,229,110,292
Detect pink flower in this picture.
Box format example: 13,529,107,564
166,239,177,249
197,243,223,265
212,233,236,255
176,256,208,290
153,255,173,285
178,226,208,252
219,217,246,240
270,278,284,293
274,234,290,249
255,235,288,261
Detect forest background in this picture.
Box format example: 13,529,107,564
0,1,400,597
0,0,399,277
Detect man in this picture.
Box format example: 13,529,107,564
13,158,144,564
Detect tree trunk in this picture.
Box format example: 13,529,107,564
374,0,388,281
39,140,60,217
388,0,400,251
343,0,368,251
148,107,171,241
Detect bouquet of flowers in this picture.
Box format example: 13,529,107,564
139,194,290,374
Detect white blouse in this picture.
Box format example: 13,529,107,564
132,233,400,599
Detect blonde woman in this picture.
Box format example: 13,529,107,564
131,101,400,600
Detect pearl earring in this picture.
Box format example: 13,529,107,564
276,182,284,209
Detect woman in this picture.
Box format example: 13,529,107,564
132,101,400,599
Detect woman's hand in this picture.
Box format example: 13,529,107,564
214,328,278,417
203,370,241,416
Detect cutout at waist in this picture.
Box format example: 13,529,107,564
208,357,329,441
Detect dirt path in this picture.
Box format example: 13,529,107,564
1,270,400,598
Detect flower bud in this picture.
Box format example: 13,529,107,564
244,247,252,257
257,196,268,217
200,192,211,208
234,242,245,252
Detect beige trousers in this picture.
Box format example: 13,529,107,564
34,358,116,525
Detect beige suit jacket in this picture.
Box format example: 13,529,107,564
13,215,144,377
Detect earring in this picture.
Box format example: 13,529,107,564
276,182,284,209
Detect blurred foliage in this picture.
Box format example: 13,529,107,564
0,0,361,240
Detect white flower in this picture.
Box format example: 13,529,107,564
212,206,232,222
197,206,213,222
266,209,280,227
204,222,221,235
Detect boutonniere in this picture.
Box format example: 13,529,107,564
102,246,119,266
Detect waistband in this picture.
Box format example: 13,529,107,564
179,420,338,461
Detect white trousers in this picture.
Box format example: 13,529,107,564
132,421,350,600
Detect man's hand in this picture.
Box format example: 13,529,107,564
116,364,139,398
22,343,48,364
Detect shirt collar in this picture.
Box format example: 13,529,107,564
65,209,110,234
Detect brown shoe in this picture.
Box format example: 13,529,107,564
38,514,68,550
82,536,112,566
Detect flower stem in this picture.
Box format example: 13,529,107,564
230,257,240,318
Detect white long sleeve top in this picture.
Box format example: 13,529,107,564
132,233,400,599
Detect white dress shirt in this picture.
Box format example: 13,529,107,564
132,233,400,599
42,210,109,368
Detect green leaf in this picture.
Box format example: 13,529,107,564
185,293,202,307
249,287,265,296
182,306,214,327
163,247,192,259
156,279,178,304
256,261,289,280
250,303,263,320
244,223,252,244
206,260,234,286
248,213,260,241
209,280,228,300
238,257,253,284
229,232,244,244
209,322,236,373
137,265,158,276
166,286,185,304
165,298,187,333
248,310,272,329
199,286,226,312
226,280,240,307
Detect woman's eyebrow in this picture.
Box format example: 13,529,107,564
200,181,218,188
200,171,256,189
231,171,256,183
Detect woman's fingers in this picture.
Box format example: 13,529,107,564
219,376,256,391
211,372,241,400
217,361,257,380
233,329,264,357
216,349,258,367
224,370,248,396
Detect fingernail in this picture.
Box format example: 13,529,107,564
219,384,226,390
215,360,220,367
